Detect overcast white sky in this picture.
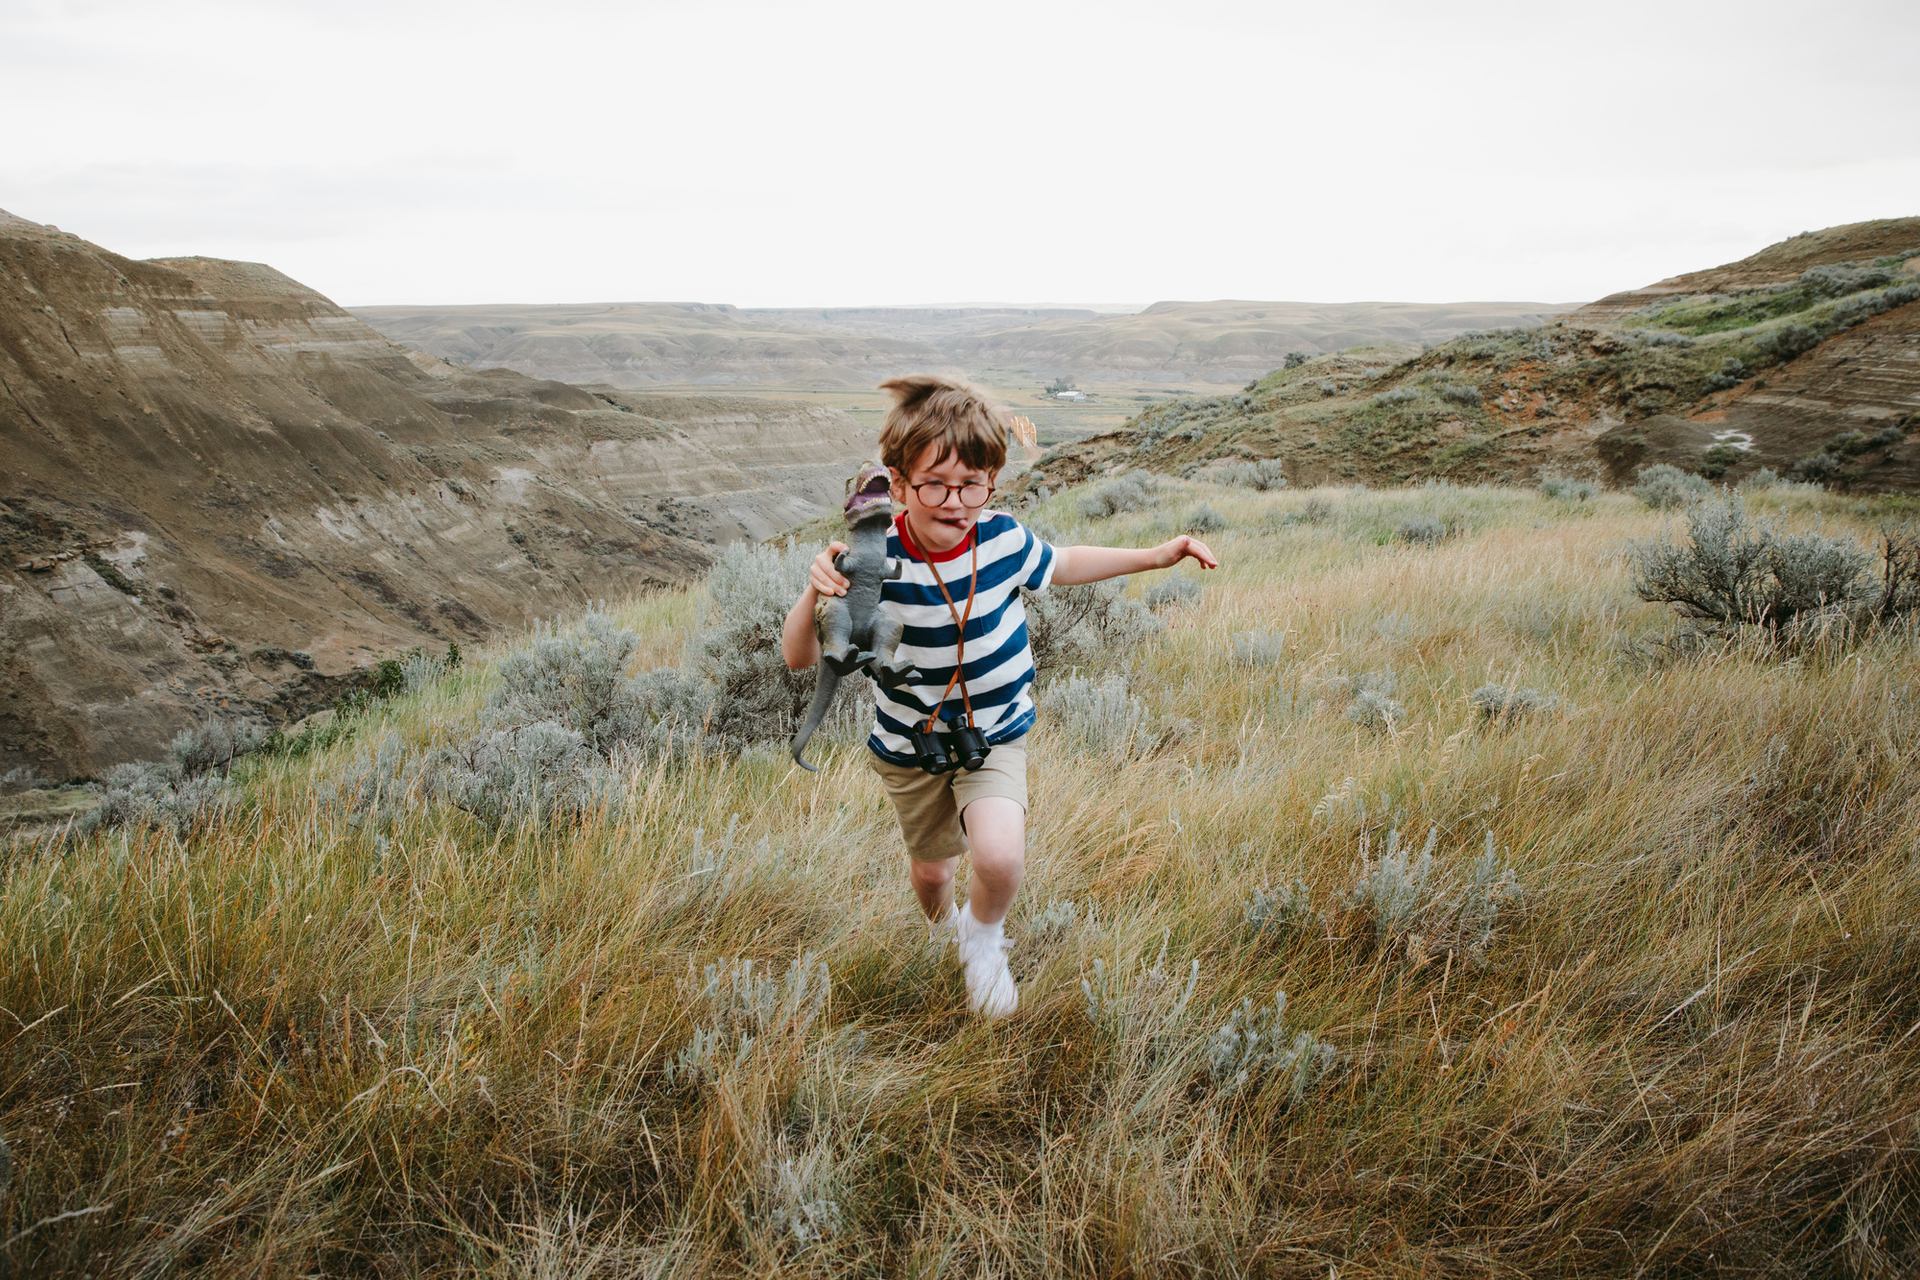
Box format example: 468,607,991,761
5,0,1917,308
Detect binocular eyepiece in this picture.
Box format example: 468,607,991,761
907,725,991,775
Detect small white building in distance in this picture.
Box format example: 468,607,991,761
1052,389,1087,401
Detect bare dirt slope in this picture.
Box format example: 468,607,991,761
354,298,1573,389
0,211,872,779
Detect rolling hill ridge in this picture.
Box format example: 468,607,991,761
1023,219,1920,493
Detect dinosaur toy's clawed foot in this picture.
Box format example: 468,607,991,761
824,650,875,676
874,662,920,690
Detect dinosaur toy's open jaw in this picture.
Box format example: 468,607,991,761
845,465,893,519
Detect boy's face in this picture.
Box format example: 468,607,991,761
889,443,997,554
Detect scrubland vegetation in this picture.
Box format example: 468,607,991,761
4,476,1920,1276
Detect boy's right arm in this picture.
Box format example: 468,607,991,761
781,540,850,670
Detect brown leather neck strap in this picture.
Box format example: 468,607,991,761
921,532,979,733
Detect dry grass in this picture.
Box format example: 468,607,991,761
4,481,1919,1277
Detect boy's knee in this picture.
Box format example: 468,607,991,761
909,855,957,888
961,797,1026,870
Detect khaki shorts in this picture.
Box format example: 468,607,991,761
867,737,1028,862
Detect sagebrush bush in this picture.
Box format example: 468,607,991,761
1341,828,1519,967
1205,991,1338,1102
486,610,649,753
695,542,829,749
666,953,830,1090
168,719,267,778
0,765,49,794
1435,382,1482,406
1077,472,1159,519
80,762,229,837
1346,689,1404,732
1298,495,1336,525
1629,495,1878,634
1395,515,1450,545
1080,939,1201,1066
1144,576,1202,612
1371,386,1419,407
1182,504,1228,534
753,1133,862,1253
1026,897,1099,944
1205,459,1289,491
423,720,618,828
1632,464,1713,510
1469,683,1566,723
1045,672,1160,758
1756,322,1823,363
1539,471,1598,502
1332,668,1403,732
1024,572,1161,676
79,716,268,835
1229,629,1286,667
1245,878,1316,942
1738,467,1782,490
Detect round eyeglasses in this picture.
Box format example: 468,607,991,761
906,480,994,508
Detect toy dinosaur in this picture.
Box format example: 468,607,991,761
792,462,917,772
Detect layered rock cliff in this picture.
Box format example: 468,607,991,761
0,211,872,778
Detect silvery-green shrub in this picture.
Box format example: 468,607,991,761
694,542,821,748
667,952,830,1090
1144,576,1202,612
1047,672,1158,758
1230,629,1286,667
1632,464,1713,510
487,609,651,753
1077,472,1159,519
80,762,229,837
1208,459,1289,491
168,719,267,778
424,720,618,828
1183,504,1228,534
1245,878,1315,941
1346,689,1404,732
1205,990,1338,1102
1022,528,1162,674
1469,684,1566,723
1630,495,1875,631
1342,827,1520,966
1395,515,1450,545
1539,471,1599,501
1080,938,1201,1066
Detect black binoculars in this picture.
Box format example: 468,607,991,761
907,725,992,775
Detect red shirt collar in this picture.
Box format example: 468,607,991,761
896,511,976,563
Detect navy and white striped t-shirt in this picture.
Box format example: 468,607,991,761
866,510,1057,765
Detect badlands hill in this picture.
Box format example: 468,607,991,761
0,211,871,780
1024,219,1920,493
354,298,1574,389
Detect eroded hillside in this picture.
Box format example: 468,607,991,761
354,298,1573,389
1025,220,1920,493
0,211,872,778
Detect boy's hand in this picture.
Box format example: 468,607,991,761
810,541,851,596
1157,535,1219,571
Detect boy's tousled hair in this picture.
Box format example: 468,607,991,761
877,375,1010,477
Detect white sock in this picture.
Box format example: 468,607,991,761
962,901,1003,941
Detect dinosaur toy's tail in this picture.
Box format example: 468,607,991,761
791,663,842,772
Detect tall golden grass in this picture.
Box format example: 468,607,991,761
3,481,1918,1276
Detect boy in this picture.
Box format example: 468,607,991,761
780,375,1218,1018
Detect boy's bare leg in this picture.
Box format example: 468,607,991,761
909,854,958,921
958,797,1026,925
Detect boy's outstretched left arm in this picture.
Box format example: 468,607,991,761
1050,535,1219,587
